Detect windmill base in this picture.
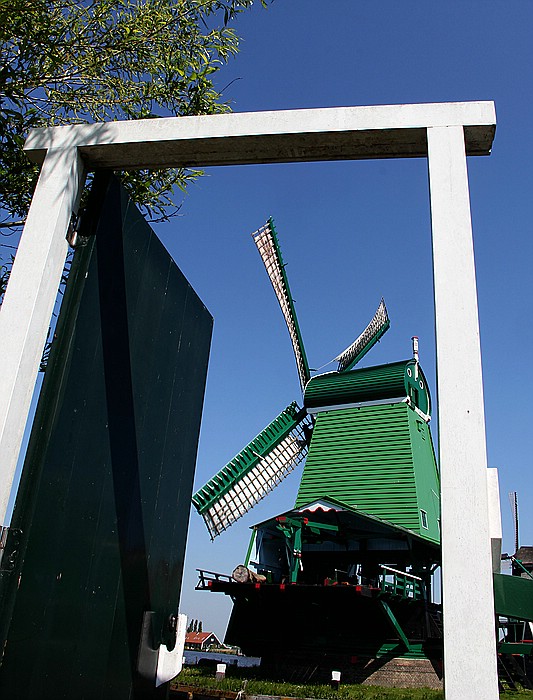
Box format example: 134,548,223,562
198,574,444,689
259,654,443,690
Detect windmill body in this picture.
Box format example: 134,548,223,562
299,360,440,543
193,220,444,673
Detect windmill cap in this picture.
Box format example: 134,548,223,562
304,359,431,418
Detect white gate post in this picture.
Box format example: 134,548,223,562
427,125,498,700
0,147,86,524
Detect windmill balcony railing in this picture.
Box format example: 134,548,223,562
196,569,233,590
379,565,425,601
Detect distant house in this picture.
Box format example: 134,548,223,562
185,631,221,651
513,546,533,577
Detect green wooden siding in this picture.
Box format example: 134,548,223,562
407,410,440,543
295,402,440,541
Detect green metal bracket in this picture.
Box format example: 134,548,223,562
275,518,303,583
290,526,302,584
276,515,339,533
307,521,339,535
244,529,257,568
379,599,412,652
306,521,339,533
275,515,340,584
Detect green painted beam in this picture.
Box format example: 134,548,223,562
244,529,257,568
379,599,412,651
498,642,533,655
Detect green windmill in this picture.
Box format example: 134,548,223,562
193,218,439,545
193,219,443,664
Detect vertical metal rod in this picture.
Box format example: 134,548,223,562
0,148,86,524
427,125,498,700
513,491,519,553
412,335,419,379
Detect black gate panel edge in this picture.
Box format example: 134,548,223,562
0,173,213,699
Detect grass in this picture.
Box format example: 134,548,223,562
173,666,533,700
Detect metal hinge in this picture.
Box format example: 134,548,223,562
66,209,91,248
0,526,22,572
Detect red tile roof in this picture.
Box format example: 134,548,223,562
185,631,219,644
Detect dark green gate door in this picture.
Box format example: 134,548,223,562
0,174,213,699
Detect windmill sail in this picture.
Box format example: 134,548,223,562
252,219,310,392
192,402,312,539
335,298,390,372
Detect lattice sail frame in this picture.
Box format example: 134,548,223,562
192,403,312,539
252,219,310,391
335,298,390,372
201,428,309,539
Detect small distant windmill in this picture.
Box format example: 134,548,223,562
509,491,520,555
192,218,393,539
506,491,533,579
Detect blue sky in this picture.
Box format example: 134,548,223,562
155,1,533,638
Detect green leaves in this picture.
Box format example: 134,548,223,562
0,0,261,222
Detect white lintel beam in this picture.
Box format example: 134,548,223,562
427,125,498,700
24,102,496,170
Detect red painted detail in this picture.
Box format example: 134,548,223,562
355,585,362,592
208,581,212,588
255,583,261,589
280,584,285,590
276,516,286,522
303,517,309,525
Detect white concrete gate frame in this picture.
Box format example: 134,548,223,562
0,102,501,700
